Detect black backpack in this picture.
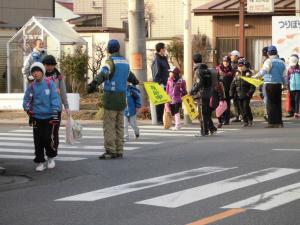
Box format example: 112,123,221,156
198,68,212,89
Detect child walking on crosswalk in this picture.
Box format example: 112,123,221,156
23,62,61,172
124,83,142,142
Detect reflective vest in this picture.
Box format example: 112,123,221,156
104,56,130,93
264,58,286,84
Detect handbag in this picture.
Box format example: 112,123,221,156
216,101,228,118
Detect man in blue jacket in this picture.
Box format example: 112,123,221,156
151,42,170,124
23,62,61,171
253,46,287,128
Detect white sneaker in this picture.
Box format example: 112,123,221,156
47,158,55,169
35,163,46,172
171,127,181,131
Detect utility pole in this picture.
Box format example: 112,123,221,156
128,0,148,106
239,0,245,57
183,0,192,125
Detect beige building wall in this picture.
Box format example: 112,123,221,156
0,0,54,26
101,0,212,39
74,0,103,15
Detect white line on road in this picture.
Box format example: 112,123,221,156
273,149,300,152
0,154,86,161
55,166,237,202
136,168,300,208
222,182,300,211
0,142,139,151
0,148,103,156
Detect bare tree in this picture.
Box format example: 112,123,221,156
88,42,106,79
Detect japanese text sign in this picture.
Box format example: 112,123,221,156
182,95,199,120
144,82,171,105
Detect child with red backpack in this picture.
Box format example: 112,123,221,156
23,62,61,172
42,55,70,159
165,66,187,130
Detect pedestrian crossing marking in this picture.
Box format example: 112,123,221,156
222,182,300,211
0,154,85,161
273,149,300,152
0,142,138,151
136,168,300,208
0,148,103,156
55,167,237,202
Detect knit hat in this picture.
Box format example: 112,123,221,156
107,39,120,54
267,45,278,55
42,55,57,65
193,53,202,63
222,56,231,62
168,66,181,75
238,58,247,66
30,62,45,75
230,50,240,57
289,55,299,67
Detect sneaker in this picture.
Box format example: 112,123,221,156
294,113,299,119
195,131,208,137
249,121,253,127
135,134,140,139
123,137,129,142
35,163,46,172
242,123,249,127
286,114,294,118
116,153,123,159
47,158,55,169
223,121,230,125
231,118,241,123
217,123,222,128
99,152,117,160
210,128,218,135
171,127,181,131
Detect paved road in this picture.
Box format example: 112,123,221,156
0,120,300,225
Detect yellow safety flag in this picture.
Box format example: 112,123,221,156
240,76,264,88
182,95,199,120
144,82,171,105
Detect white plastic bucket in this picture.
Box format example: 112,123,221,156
66,93,80,112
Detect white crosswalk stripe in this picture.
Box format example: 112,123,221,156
56,167,237,201
0,154,85,161
56,166,300,211
136,168,300,208
222,182,300,211
0,125,238,161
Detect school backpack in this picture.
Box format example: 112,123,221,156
198,67,212,89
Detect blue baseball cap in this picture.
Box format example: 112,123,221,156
107,39,120,54
267,45,278,55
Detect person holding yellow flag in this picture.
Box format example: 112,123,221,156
230,58,256,127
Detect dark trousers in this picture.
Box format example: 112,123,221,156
233,96,241,119
293,91,300,114
200,98,216,134
289,91,296,115
266,83,283,125
156,104,164,123
33,118,57,163
238,98,253,123
52,111,62,151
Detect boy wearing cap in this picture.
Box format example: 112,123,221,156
230,58,256,127
23,62,61,171
42,55,70,152
253,45,287,128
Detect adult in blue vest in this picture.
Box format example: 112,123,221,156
254,46,287,128
88,39,139,159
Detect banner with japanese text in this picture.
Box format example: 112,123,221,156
144,82,171,105
182,95,199,120
272,16,300,61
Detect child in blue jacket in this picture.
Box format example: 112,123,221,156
288,54,300,118
23,62,61,172
124,84,141,142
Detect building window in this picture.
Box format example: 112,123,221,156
123,20,150,39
